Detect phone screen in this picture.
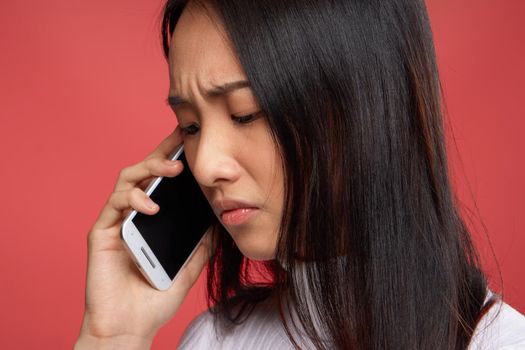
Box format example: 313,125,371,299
131,151,215,280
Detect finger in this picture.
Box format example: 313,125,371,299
137,177,154,191
112,126,183,192
147,125,184,159
92,188,160,232
121,207,133,220
114,157,184,192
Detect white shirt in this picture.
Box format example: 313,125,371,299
469,291,525,349
177,290,525,349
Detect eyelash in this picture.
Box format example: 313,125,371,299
180,112,260,136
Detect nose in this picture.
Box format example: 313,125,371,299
190,126,241,189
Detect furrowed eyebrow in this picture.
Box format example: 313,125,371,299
166,80,251,107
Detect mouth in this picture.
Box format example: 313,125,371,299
220,207,259,226
212,198,260,226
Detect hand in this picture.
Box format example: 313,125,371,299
75,126,212,349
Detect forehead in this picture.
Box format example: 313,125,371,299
168,2,245,90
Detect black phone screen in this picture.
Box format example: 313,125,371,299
131,151,215,280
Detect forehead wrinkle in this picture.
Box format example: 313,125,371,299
167,79,252,108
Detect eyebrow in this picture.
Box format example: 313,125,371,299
166,80,251,107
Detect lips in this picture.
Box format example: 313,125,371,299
220,207,258,226
212,198,259,226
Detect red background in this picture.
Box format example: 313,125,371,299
0,0,523,348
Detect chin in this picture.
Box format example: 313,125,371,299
230,235,277,261
221,216,280,261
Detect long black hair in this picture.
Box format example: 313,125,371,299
160,0,494,348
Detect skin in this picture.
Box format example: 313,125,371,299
169,1,284,261
75,2,284,348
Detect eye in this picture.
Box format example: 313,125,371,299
180,111,262,136
180,124,200,136
232,111,261,124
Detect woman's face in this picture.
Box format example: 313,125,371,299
167,2,284,260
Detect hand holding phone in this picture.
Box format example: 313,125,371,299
76,126,212,348
120,143,215,291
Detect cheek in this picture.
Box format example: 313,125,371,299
249,139,285,244
260,142,284,210
253,126,284,212
244,121,283,185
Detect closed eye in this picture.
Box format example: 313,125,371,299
232,112,261,124
180,111,262,136
180,124,200,136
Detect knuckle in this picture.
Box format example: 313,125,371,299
145,157,160,172
129,187,145,203
107,192,118,207
107,191,127,211
130,186,144,196
118,166,132,180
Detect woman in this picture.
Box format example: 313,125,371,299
75,0,525,349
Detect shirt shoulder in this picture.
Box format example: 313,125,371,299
469,292,525,350
176,298,295,350
177,309,217,349
178,290,525,349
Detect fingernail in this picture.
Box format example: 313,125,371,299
165,159,179,167
146,198,158,209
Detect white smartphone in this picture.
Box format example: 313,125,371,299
120,144,215,290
